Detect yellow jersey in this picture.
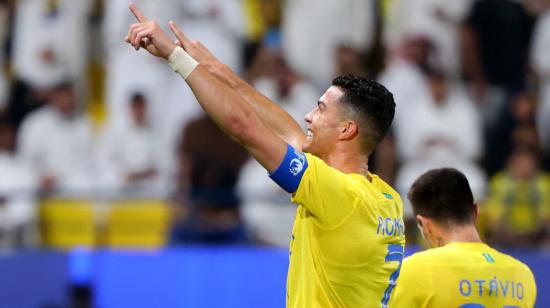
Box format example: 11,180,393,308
485,172,550,234
390,242,537,308
287,153,406,307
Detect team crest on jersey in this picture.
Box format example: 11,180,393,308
383,193,394,200
482,252,495,263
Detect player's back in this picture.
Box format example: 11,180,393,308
391,242,537,308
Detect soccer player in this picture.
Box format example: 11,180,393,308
391,168,537,307
125,4,405,307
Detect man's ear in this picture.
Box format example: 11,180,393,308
416,214,433,236
473,203,479,220
339,121,358,140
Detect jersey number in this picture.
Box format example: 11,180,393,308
381,244,404,307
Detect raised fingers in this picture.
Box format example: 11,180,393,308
126,23,142,48
169,21,191,48
126,23,149,50
129,3,149,22
125,22,138,43
134,28,152,50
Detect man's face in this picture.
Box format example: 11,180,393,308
509,152,538,181
50,87,76,117
131,98,147,126
302,86,346,156
0,124,15,152
429,76,448,105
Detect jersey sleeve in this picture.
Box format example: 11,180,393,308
290,153,359,227
389,256,433,308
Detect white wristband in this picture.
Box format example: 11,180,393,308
167,46,199,80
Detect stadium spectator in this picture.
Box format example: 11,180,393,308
17,82,94,195
172,0,245,73
484,146,550,247
103,0,170,129
486,92,541,175
10,0,92,100
96,92,165,196
384,0,473,77
393,67,486,217
379,36,433,120
248,46,316,124
461,0,533,129
461,0,536,175
171,115,249,244
160,0,247,179
104,0,191,186
335,44,369,78
7,0,93,128
376,36,435,185
0,119,37,247
391,168,537,307
282,0,376,88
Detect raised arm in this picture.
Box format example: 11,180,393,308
167,22,306,151
124,4,287,173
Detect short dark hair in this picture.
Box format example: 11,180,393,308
332,75,395,152
130,92,147,105
408,168,475,226
53,80,74,92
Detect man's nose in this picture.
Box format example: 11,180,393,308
304,110,314,123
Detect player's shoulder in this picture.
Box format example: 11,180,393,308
403,243,478,267
399,249,433,279
23,106,53,124
19,106,55,134
403,246,447,265
302,152,359,183
489,247,535,275
370,173,401,200
301,154,403,201
303,152,321,166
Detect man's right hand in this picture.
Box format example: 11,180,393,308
125,4,177,60
168,21,222,72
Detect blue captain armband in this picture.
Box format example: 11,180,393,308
269,144,308,193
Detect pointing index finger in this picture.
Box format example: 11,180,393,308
129,3,148,22
169,21,190,46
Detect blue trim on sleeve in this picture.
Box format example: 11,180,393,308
269,144,308,193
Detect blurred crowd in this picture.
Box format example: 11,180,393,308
0,0,548,249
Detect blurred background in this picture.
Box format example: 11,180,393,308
0,0,548,307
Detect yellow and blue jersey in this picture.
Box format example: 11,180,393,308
484,172,550,234
285,153,406,307
390,242,537,308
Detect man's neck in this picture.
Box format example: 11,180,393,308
439,225,482,247
323,146,370,178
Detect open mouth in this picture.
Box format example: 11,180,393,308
306,129,313,139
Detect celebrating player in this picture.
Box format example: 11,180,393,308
391,168,537,307
125,4,405,307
